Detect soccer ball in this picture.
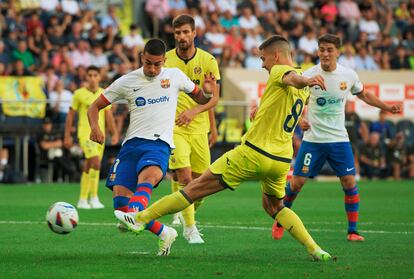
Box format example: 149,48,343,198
46,202,79,234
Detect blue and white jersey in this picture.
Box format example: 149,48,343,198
303,63,364,143
102,67,196,148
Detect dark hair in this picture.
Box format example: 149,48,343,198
318,34,341,49
143,38,167,56
86,65,100,73
172,14,195,31
259,35,289,50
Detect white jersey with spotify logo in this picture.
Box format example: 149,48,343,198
302,63,364,143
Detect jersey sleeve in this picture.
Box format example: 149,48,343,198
350,70,364,95
270,65,297,86
70,90,80,111
103,78,126,103
206,55,221,81
176,69,196,94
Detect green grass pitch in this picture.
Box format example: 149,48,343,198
0,180,413,279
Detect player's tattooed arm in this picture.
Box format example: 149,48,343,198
282,71,326,90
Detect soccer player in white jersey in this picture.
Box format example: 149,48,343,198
87,39,217,256
272,34,401,242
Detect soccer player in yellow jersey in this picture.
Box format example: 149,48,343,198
115,35,332,260
64,66,118,209
165,14,220,244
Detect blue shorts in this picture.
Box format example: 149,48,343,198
293,141,356,178
106,137,171,192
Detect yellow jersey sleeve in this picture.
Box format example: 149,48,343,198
165,48,220,134
242,65,309,159
71,90,81,111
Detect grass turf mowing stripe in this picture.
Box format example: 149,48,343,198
1,220,412,234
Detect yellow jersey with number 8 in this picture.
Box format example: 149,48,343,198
242,65,309,159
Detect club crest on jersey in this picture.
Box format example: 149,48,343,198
160,79,170,88
302,166,309,174
109,173,116,181
194,66,202,74
340,82,347,91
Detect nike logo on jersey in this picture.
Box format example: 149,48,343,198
346,167,354,171
133,88,139,92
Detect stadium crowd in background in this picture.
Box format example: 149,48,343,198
0,0,414,182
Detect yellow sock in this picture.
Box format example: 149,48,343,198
89,168,100,198
171,179,180,193
136,191,192,224
174,182,195,227
276,207,320,254
79,171,90,200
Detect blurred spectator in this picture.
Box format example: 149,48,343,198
243,29,263,54
244,47,262,70
26,11,44,37
320,0,338,25
66,21,84,51
277,9,296,33
338,41,356,70
12,40,35,71
11,60,33,76
219,9,239,30
257,0,277,18
49,80,73,125
360,132,386,179
100,4,120,33
28,26,52,58
345,101,369,178
239,6,261,34
408,142,414,178
225,26,245,63
48,25,67,51
108,42,131,72
359,9,380,42
370,110,394,144
51,46,73,71
41,66,59,93
40,0,60,13
394,1,410,32
169,0,187,17
387,132,407,180
373,48,391,70
354,46,379,71
145,0,170,37
73,65,87,88
0,40,11,73
298,29,318,62
37,117,77,181
70,39,92,68
0,148,9,183
62,0,81,16
217,0,237,15
56,62,75,91
390,44,411,70
300,53,315,71
291,0,309,22
122,24,145,50
205,23,226,57
90,44,109,72
338,0,360,41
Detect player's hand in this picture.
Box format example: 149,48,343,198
209,128,218,148
307,74,326,91
202,72,216,95
176,109,197,127
250,106,258,121
90,127,105,144
299,119,310,131
386,104,401,114
63,137,72,149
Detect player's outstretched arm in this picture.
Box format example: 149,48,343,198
282,72,326,90
357,90,401,114
64,109,76,149
88,95,110,144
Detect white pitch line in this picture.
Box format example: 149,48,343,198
0,220,412,235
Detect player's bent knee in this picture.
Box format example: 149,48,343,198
113,185,133,198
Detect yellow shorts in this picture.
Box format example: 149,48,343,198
79,138,105,159
169,132,210,174
209,143,291,199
